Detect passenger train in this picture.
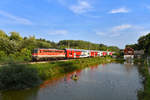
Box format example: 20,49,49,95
32,48,114,61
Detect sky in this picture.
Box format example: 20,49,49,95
0,0,150,48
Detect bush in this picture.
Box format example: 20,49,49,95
0,65,41,90
57,61,79,73
20,48,32,61
138,60,150,100
0,51,6,60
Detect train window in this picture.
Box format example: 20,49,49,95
43,50,54,52
41,50,64,53
33,49,38,53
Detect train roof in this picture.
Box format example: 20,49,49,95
34,48,114,53
34,48,64,51
65,48,89,51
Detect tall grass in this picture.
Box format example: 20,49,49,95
0,57,114,90
138,60,150,100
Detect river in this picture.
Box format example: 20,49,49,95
0,63,143,100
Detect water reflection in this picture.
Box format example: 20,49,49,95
0,88,39,100
0,63,143,100
40,76,64,89
90,64,98,71
124,60,134,73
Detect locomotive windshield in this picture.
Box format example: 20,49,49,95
33,49,38,53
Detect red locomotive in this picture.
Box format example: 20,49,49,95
32,48,114,61
32,48,66,60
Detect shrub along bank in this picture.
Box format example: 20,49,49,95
0,57,114,90
138,60,150,100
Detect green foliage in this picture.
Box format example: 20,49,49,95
0,38,18,55
0,64,41,90
58,40,120,51
126,33,150,55
9,32,22,41
36,40,51,48
108,46,120,52
126,44,140,50
56,61,78,73
138,60,150,100
20,36,37,51
0,51,6,60
0,57,114,90
20,48,32,61
0,30,8,38
114,50,124,58
0,30,58,63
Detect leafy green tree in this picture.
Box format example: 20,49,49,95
20,36,37,51
20,48,32,61
9,32,22,41
0,38,18,55
36,41,51,48
127,33,150,55
0,30,7,38
0,51,6,60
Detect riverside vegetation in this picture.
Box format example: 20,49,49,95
0,57,114,90
137,59,150,100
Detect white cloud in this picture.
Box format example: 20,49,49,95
109,7,129,14
0,10,32,25
95,31,105,36
95,24,150,38
111,24,132,32
47,30,68,35
96,24,133,37
69,1,92,14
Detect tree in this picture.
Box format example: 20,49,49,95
127,33,150,55
9,32,22,41
21,36,37,51
0,30,7,38
20,48,32,61
0,51,6,60
0,38,18,55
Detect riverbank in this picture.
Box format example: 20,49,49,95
0,57,114,91
137,59,150,100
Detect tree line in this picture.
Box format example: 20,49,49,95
0,30,120,63
126,33,150,55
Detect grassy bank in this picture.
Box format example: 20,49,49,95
0,57,114,90
137,60,150,100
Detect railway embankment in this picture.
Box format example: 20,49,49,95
0,57,114,91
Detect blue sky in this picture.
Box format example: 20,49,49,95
0,0,150,48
